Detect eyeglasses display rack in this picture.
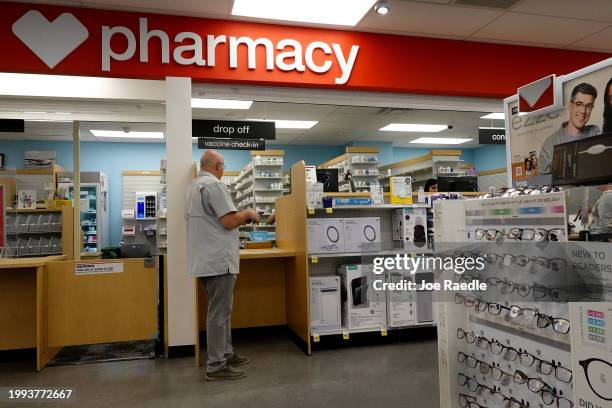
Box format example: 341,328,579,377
434,191,611,408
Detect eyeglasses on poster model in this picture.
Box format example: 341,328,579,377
578,358,612,401
458,374,526,408
513,370,573,407
456,328,573,382
454,294,570,334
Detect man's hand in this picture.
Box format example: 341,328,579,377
244,209,261,225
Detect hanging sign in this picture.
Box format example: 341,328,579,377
478,128,506,144
192,119,276,140
197,137,265,151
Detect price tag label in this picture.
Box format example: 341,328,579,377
381,326,388,337
342,330,350,340
308,208,315,215
311,256,318,264
313,333,320,343
325,208,333,214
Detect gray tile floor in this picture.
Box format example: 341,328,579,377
0,336,439,408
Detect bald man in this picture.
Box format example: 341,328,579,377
186,150,260,381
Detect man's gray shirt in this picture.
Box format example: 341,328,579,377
538,123,600,174
186,172,239,277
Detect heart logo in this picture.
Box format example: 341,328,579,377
12,10,89,69
520,76,552,108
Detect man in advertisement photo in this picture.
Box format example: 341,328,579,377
539,83,600,174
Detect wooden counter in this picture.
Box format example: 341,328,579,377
195,248,296,367
239,248,296,259
0,255,66,371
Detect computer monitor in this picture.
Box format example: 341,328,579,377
437,176,478,192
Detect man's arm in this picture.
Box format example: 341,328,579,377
220,209,260,230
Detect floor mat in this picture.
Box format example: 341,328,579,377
48,340,155,366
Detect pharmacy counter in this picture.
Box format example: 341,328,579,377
195,248,296,367
0,255,66,371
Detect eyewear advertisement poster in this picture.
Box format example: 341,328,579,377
507,63,611,187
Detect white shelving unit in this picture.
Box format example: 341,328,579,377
320,147,381,193
232,150,285,239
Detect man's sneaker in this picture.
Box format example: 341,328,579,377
204,366,247,381
227,354,250,367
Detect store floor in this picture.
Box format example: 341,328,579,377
0,335,439,408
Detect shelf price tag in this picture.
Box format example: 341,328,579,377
342,330,350,340
381,326,388,337
325,208,333,214
313,333,320,343
308,207,315,215
311,256,318,264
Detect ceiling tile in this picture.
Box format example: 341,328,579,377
359,1,503,37
472,12,608,46
571,26,612,52
512,0,612,23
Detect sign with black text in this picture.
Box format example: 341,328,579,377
193,120,276,140
478,128,506,144
198,138,265,151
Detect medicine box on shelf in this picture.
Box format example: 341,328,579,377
310,276,342,332
338,264,386,330
386,270,417,327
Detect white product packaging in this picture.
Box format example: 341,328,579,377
308,218,345,253
343,217,382,253
338,264,387,330
393,208,428,250
306,182,324,208
309,276,342,332
386,270,417,327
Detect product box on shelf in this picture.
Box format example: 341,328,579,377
331,198,373,207
393,208,428,250
386,270,417,327
308,218,345,253
338,264,387,330
343,217,381,253
307,183,324,208
309,276,342,332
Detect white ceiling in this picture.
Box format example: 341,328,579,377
16,0,612,52
0,98,503,148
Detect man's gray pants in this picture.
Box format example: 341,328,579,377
199,273,237,373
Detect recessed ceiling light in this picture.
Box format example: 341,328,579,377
247,119,318,129
410,137,472,145
191,98,253,109
380,124,448,132
374,1,390,15
232,0,377,27
480,113,505,120
91,130,164,139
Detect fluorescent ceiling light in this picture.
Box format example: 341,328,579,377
480,113,505,120
247,119,318,129
380,123,447,132
91,130,164,139
191,98,253,109
24,111,48,114
232,0,377,27
410,137,472,145
478,127,505,130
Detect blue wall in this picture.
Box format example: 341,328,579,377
0,139,508,246
471,144,507,172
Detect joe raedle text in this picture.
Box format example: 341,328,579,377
373,279,487,292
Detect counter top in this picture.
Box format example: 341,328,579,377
0,255,67,269
240,248,296,259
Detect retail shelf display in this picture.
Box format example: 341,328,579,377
432,192,597,408
320,147,381,193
